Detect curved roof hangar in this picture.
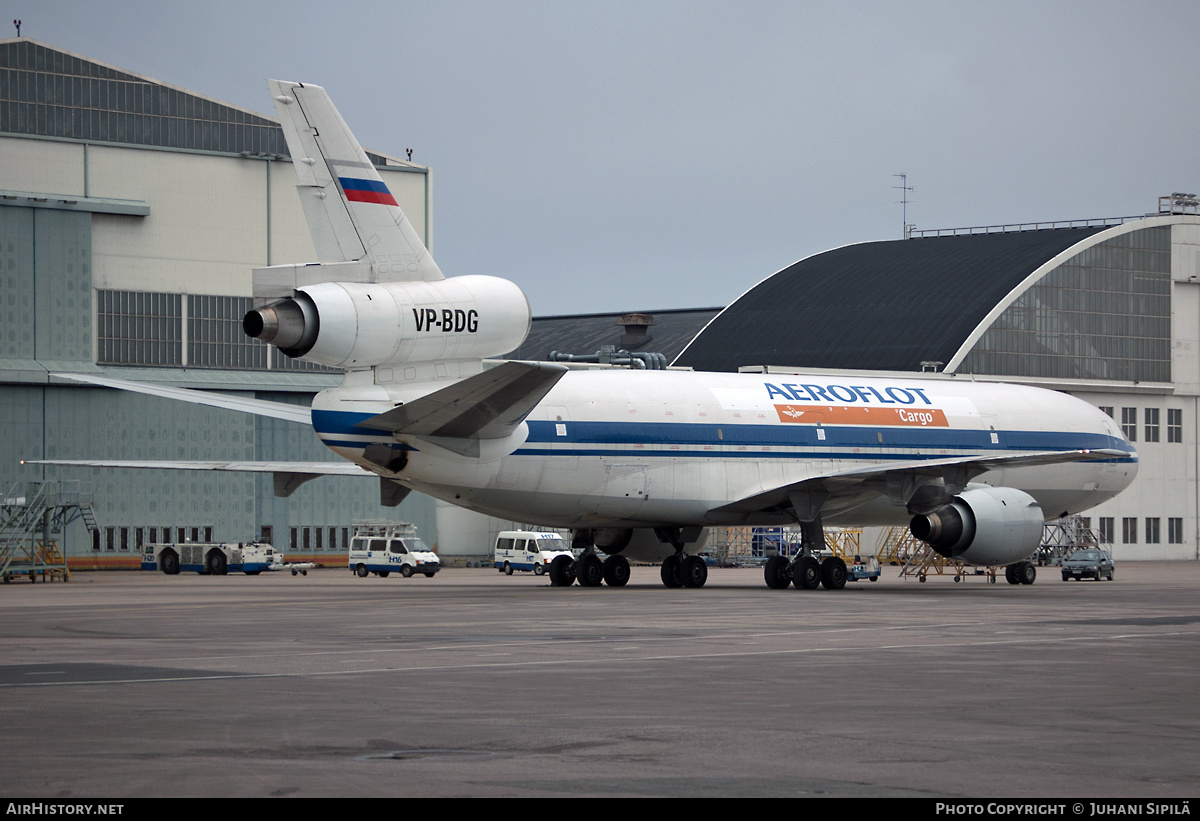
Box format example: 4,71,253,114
673,226,1109,373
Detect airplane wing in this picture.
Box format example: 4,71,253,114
23,459,364,474
359,361,568,439
33,376,366,498
51,373,312,425
22,459,370,499
711,447,1133,519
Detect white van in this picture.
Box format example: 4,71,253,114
494,531,572,575
348,521,439,578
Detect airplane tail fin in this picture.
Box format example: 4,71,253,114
267,79,442,282
248,82,531,374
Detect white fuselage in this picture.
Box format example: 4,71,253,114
312,369,1137,532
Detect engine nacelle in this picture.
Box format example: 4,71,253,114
909,486,1044,566
243,275,531,368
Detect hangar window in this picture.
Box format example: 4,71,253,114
1145,408,1160,442
1121,408,1137,441
97,290,334,371
1122,517,1138,544
190,295,267,370
1145,518,1161,545
1168,409,1183,443
1098,518,1114,544
97,290,181,366
1169,518,1184,544
0,40,291,156
961,227,1171,382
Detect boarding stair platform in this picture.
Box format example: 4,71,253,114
1,480,100,583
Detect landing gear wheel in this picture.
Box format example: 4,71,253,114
1005,563,1020,585
356,564,369,577
378,571,390,578
660,554,683,589
1017,561,1037,585
795,555,822,590
400,565,414,578
820,556,847,590
160,550,180,575
764,555,791,589
576,553,604,587
549,554,576,587
682,555,708,588
602,555,630,587
533,564,545,576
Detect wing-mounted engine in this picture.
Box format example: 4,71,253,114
909,486,1044,566
243,274,531,369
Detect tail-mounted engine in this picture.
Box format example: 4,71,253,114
243,275,531,368
909,486,1044,567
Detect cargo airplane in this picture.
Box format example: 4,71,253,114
34,81,1138,590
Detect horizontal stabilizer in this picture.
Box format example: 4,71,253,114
359,361,568,439
51,373,312,425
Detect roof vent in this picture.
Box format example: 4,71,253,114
618,313,655,348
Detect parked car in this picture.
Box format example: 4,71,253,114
1061,548,1115,581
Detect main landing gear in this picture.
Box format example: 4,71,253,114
659,553,708,589
549,528,710,588
548,552,630,587
548,531,633,588
762,512,847,591
763,553,847,591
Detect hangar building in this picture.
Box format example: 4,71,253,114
1,38,438,566
672,213,1200,560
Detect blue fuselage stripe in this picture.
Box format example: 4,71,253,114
311,410,1133,461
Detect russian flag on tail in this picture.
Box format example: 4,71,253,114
339,177,399,206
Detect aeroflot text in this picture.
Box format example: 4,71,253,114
765,383,933,405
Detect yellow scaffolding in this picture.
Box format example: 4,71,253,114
874,526,1003,583
823,527,863,561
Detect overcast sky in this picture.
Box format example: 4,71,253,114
15,0,1200,315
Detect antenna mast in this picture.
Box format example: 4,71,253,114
893,173,914,239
